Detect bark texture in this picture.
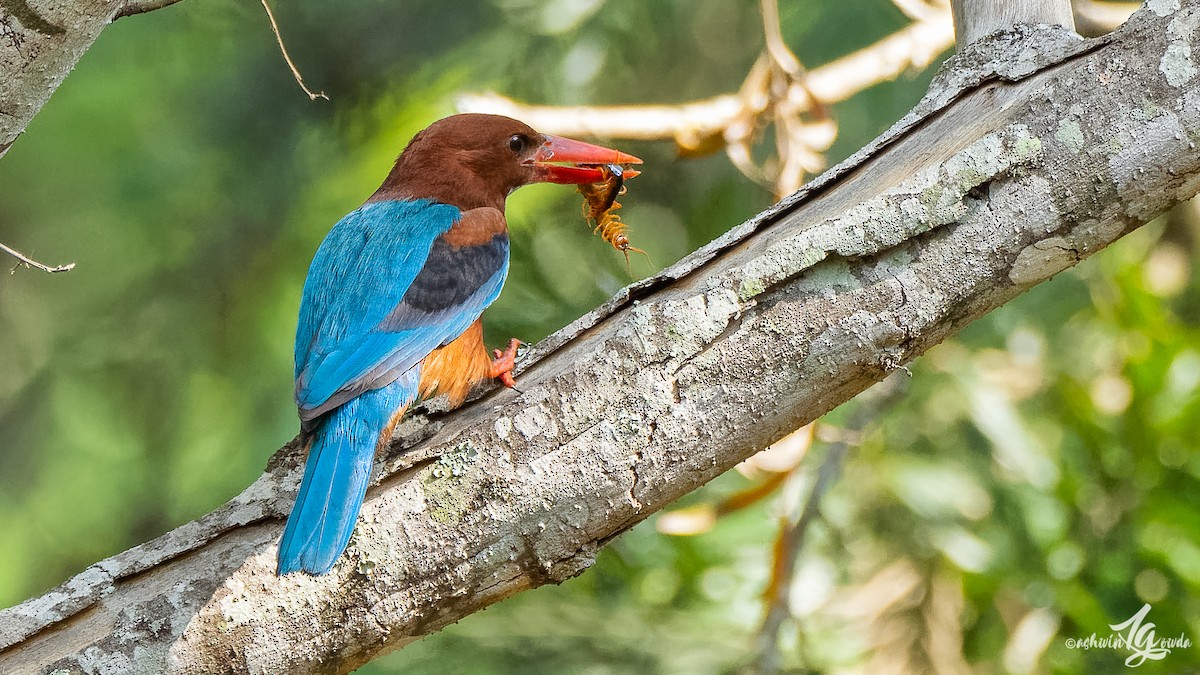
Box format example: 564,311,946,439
4,2,1200,673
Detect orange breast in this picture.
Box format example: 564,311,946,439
418,319,494,407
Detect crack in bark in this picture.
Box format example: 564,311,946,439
626,421,649,511
672,301,749,374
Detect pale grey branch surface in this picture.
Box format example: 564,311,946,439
3,2,1200,673
952,0,1077,45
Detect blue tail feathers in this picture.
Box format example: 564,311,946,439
277,371,418,575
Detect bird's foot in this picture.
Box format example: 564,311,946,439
490,338,523,389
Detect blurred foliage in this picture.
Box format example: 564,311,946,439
1,0,1196,672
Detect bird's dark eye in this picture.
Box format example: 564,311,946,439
507,134,526,153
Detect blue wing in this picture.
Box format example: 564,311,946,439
294,200,509,423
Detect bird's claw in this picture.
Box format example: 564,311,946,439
490,338,522,389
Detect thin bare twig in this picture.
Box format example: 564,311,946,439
1,242,74,273
259,0,328,102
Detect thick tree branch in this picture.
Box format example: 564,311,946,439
3,2,1200,673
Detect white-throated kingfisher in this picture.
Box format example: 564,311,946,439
278,113,642,575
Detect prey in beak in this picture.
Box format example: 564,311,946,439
527,135,642,184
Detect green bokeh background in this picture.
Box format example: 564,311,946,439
2,0,1197,672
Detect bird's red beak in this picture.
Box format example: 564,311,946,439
528,135,642,184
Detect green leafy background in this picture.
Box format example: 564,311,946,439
1,0,1196,672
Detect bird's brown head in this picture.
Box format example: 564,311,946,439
372,113,641,211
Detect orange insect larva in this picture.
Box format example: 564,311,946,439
594,209,645,264
577,164,645,264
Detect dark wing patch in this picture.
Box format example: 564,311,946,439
384,231,508,320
